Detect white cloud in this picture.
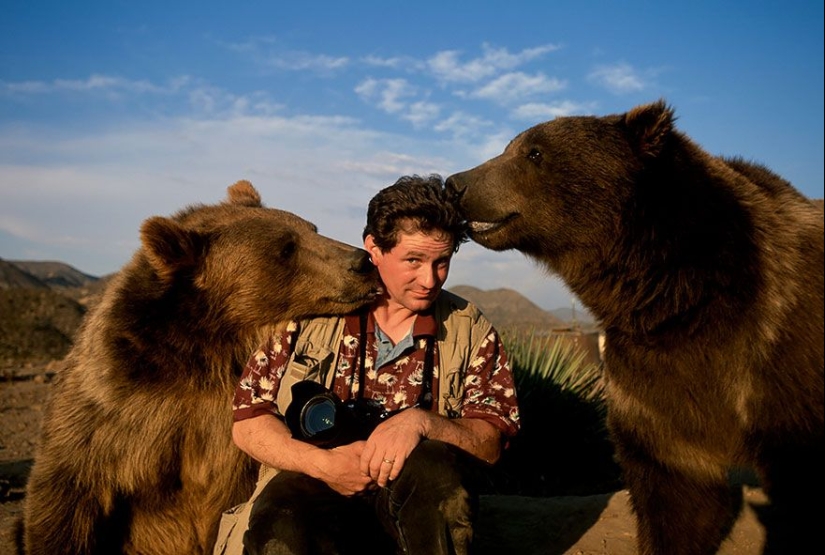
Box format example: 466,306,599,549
433,111,495,140
466,72,567,105
187,87,285,116
265,52,350,72
337,151,449,179
362,55,424,72
355,78,416,114
588,62,647,94
220,37,349,73
427,44,561,84
510,100,597,121
1,74,191,96
402,101,440,128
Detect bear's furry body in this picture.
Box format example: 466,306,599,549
21,181,380,554
446,101,824,554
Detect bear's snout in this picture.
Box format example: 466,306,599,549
444,173,468,201
349,249,375,275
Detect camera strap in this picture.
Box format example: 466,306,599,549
355,311,434,410
419,338,434,410
355,309,368,401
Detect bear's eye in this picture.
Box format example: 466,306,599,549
527,148,542,164
279,241,297,260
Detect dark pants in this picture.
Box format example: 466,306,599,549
243,440,489,555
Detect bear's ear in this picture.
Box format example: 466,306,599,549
140,216,205,283
225,180,263,207
622,99,675,158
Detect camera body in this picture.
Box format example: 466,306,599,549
285,380,393,448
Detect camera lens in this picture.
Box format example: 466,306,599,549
301,397,337,436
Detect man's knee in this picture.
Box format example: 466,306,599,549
243,473,327,555
405,440,460,472
391,440,476,510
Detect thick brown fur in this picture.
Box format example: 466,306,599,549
446,100,824,554
20,180,381,555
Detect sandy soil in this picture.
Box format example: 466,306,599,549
1,366,768,555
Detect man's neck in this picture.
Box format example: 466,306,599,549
372,302,417,345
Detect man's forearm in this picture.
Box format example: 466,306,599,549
232,415,330,477
421,413,502,464
233,414,377,496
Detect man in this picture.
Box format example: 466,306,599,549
228,174,520,555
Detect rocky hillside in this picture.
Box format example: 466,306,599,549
449,284,594,334
0,258,108,369
0,258,586,369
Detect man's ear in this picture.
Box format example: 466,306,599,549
364,235,382,261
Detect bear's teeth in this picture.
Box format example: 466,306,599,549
470,221,499,233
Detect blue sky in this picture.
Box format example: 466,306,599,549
1,0,822,311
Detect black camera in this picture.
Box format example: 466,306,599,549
284,380,394,448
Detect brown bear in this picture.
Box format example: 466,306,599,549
19,180,382,555
446,100,824,554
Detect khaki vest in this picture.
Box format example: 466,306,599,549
213,290,493,555
276,289,493,418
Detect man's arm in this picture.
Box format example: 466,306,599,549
422,413,502,463
232,414,375,496
359,409,501,486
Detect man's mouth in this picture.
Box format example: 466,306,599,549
412,290,437,301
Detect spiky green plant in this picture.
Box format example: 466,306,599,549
505,329,605,406
490,329,622,497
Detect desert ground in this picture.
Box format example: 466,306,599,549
1,363,768,555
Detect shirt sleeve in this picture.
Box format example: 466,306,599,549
232,322,299,422
460,328,521,439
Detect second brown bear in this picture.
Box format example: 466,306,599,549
447,100,824,555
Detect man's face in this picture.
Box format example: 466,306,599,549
366,228,454,314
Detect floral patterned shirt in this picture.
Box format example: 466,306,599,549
233,310,520,439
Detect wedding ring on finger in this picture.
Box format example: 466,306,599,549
382,458,395,465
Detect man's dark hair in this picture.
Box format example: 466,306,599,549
363,174,469,252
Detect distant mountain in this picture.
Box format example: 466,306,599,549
0,259,104,366
0,257,52,290
9,260,99,289
447,285,570,333
0,288,87,363
5,259,112,306
549,305,596,326
0,258,599,366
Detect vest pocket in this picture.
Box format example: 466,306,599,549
275,349,334,416
441,364,465,418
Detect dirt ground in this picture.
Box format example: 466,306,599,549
1,365,768,555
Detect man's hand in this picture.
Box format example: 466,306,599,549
359,408,428,486
319,441,378,496
233,415,377,496
359,409,503,487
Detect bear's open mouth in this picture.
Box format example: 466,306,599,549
469,221,499,233
468,213,517,235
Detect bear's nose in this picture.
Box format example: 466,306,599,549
444,174,465,200
350,249,374,275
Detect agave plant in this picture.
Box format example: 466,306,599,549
490,329,622,497
506,329,605,406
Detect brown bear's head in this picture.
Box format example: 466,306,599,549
135,180,382,333
445,100,677,266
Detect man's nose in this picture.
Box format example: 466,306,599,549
418,265,437,288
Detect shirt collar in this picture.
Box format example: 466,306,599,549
343,308,438,338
